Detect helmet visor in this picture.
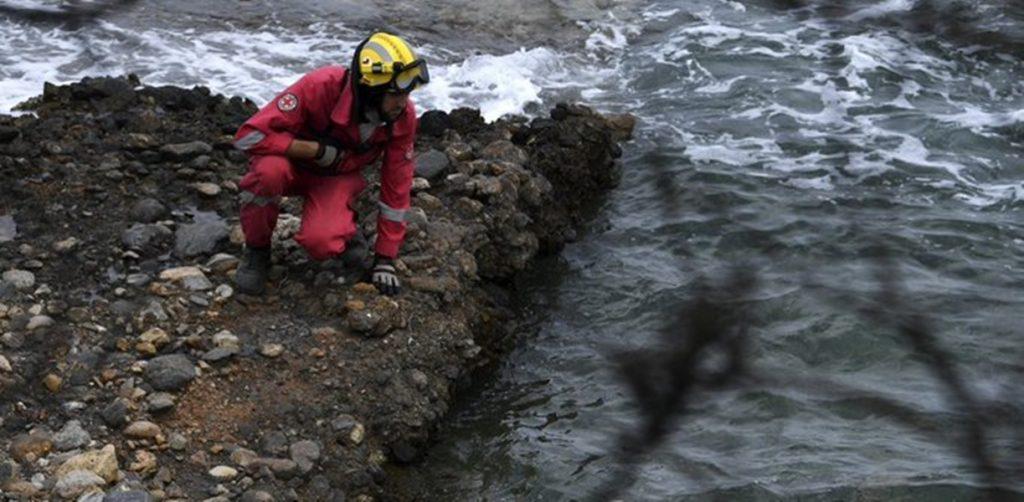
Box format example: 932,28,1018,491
390,59,429,92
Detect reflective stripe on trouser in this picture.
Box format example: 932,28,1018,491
238,155,367,259
378,201,407,222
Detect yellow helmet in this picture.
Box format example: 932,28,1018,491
355,32,429,92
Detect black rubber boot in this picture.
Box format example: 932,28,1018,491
339,232,369,269
235,246,271,295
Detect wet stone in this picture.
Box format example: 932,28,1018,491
121,224,172,252
130,198,168,223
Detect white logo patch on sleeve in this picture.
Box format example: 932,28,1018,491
277,93,298,112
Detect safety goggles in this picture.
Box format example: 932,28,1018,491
387,59,430,92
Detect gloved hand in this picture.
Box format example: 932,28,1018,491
313,139,346,170
371,256,401,296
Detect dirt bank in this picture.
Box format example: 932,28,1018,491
0,75,632,501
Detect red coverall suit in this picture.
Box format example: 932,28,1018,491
232,66,417,260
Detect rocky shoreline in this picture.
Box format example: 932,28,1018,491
0,75,632,501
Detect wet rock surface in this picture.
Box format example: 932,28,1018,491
0,75,631,500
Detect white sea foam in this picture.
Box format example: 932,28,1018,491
0,17,613,122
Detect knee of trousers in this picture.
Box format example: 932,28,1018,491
241,155,293,197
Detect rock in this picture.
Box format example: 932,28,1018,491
130,198,168,223
158,266,213,290
409,369,429,389
3,269,35,290
174,221,229,258
54,469,105,499
145,354,196,391
206,253,240,273
605,112,637,141
214,284,233,299
230,447,258,468
418,110,451,136
345,309,379,334
43,372,63,392
194,182,221,197
53,237,80,254
158,266,203,281
124,421,162,440
411,177,431,192
10,431,53,462
0,354,10,372
391,441,419,463
101,399,129,428
125,273,151,287
182,274,213,291
259,343,283,358
137,299,168,323
289,441,320,474
129,450,158,474
209,465,238,480
249,458,298,479
56,444,119,483
406,276,459,294
0,215,15,242
147,392,176,413
54,420,91,451
0,124,19,142
201,346,238,363
212,330,239,348
481,139,528,165
3,481,41,498
121,224,172,252
27,314,55,331
445,141,474,162
139,327,170,348
239,490,275,502
259,431,288,456
169,432,188,451
160,141,212,160
414,149,450,180
103,489,154,502
331,415,365,445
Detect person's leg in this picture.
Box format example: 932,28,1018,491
294,170,367,261
236,156,300,294
238,155,299,247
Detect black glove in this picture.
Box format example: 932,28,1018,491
313,139,346,170
371,256,401,296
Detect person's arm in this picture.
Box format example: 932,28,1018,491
373,128,416,260
234,70,335,162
